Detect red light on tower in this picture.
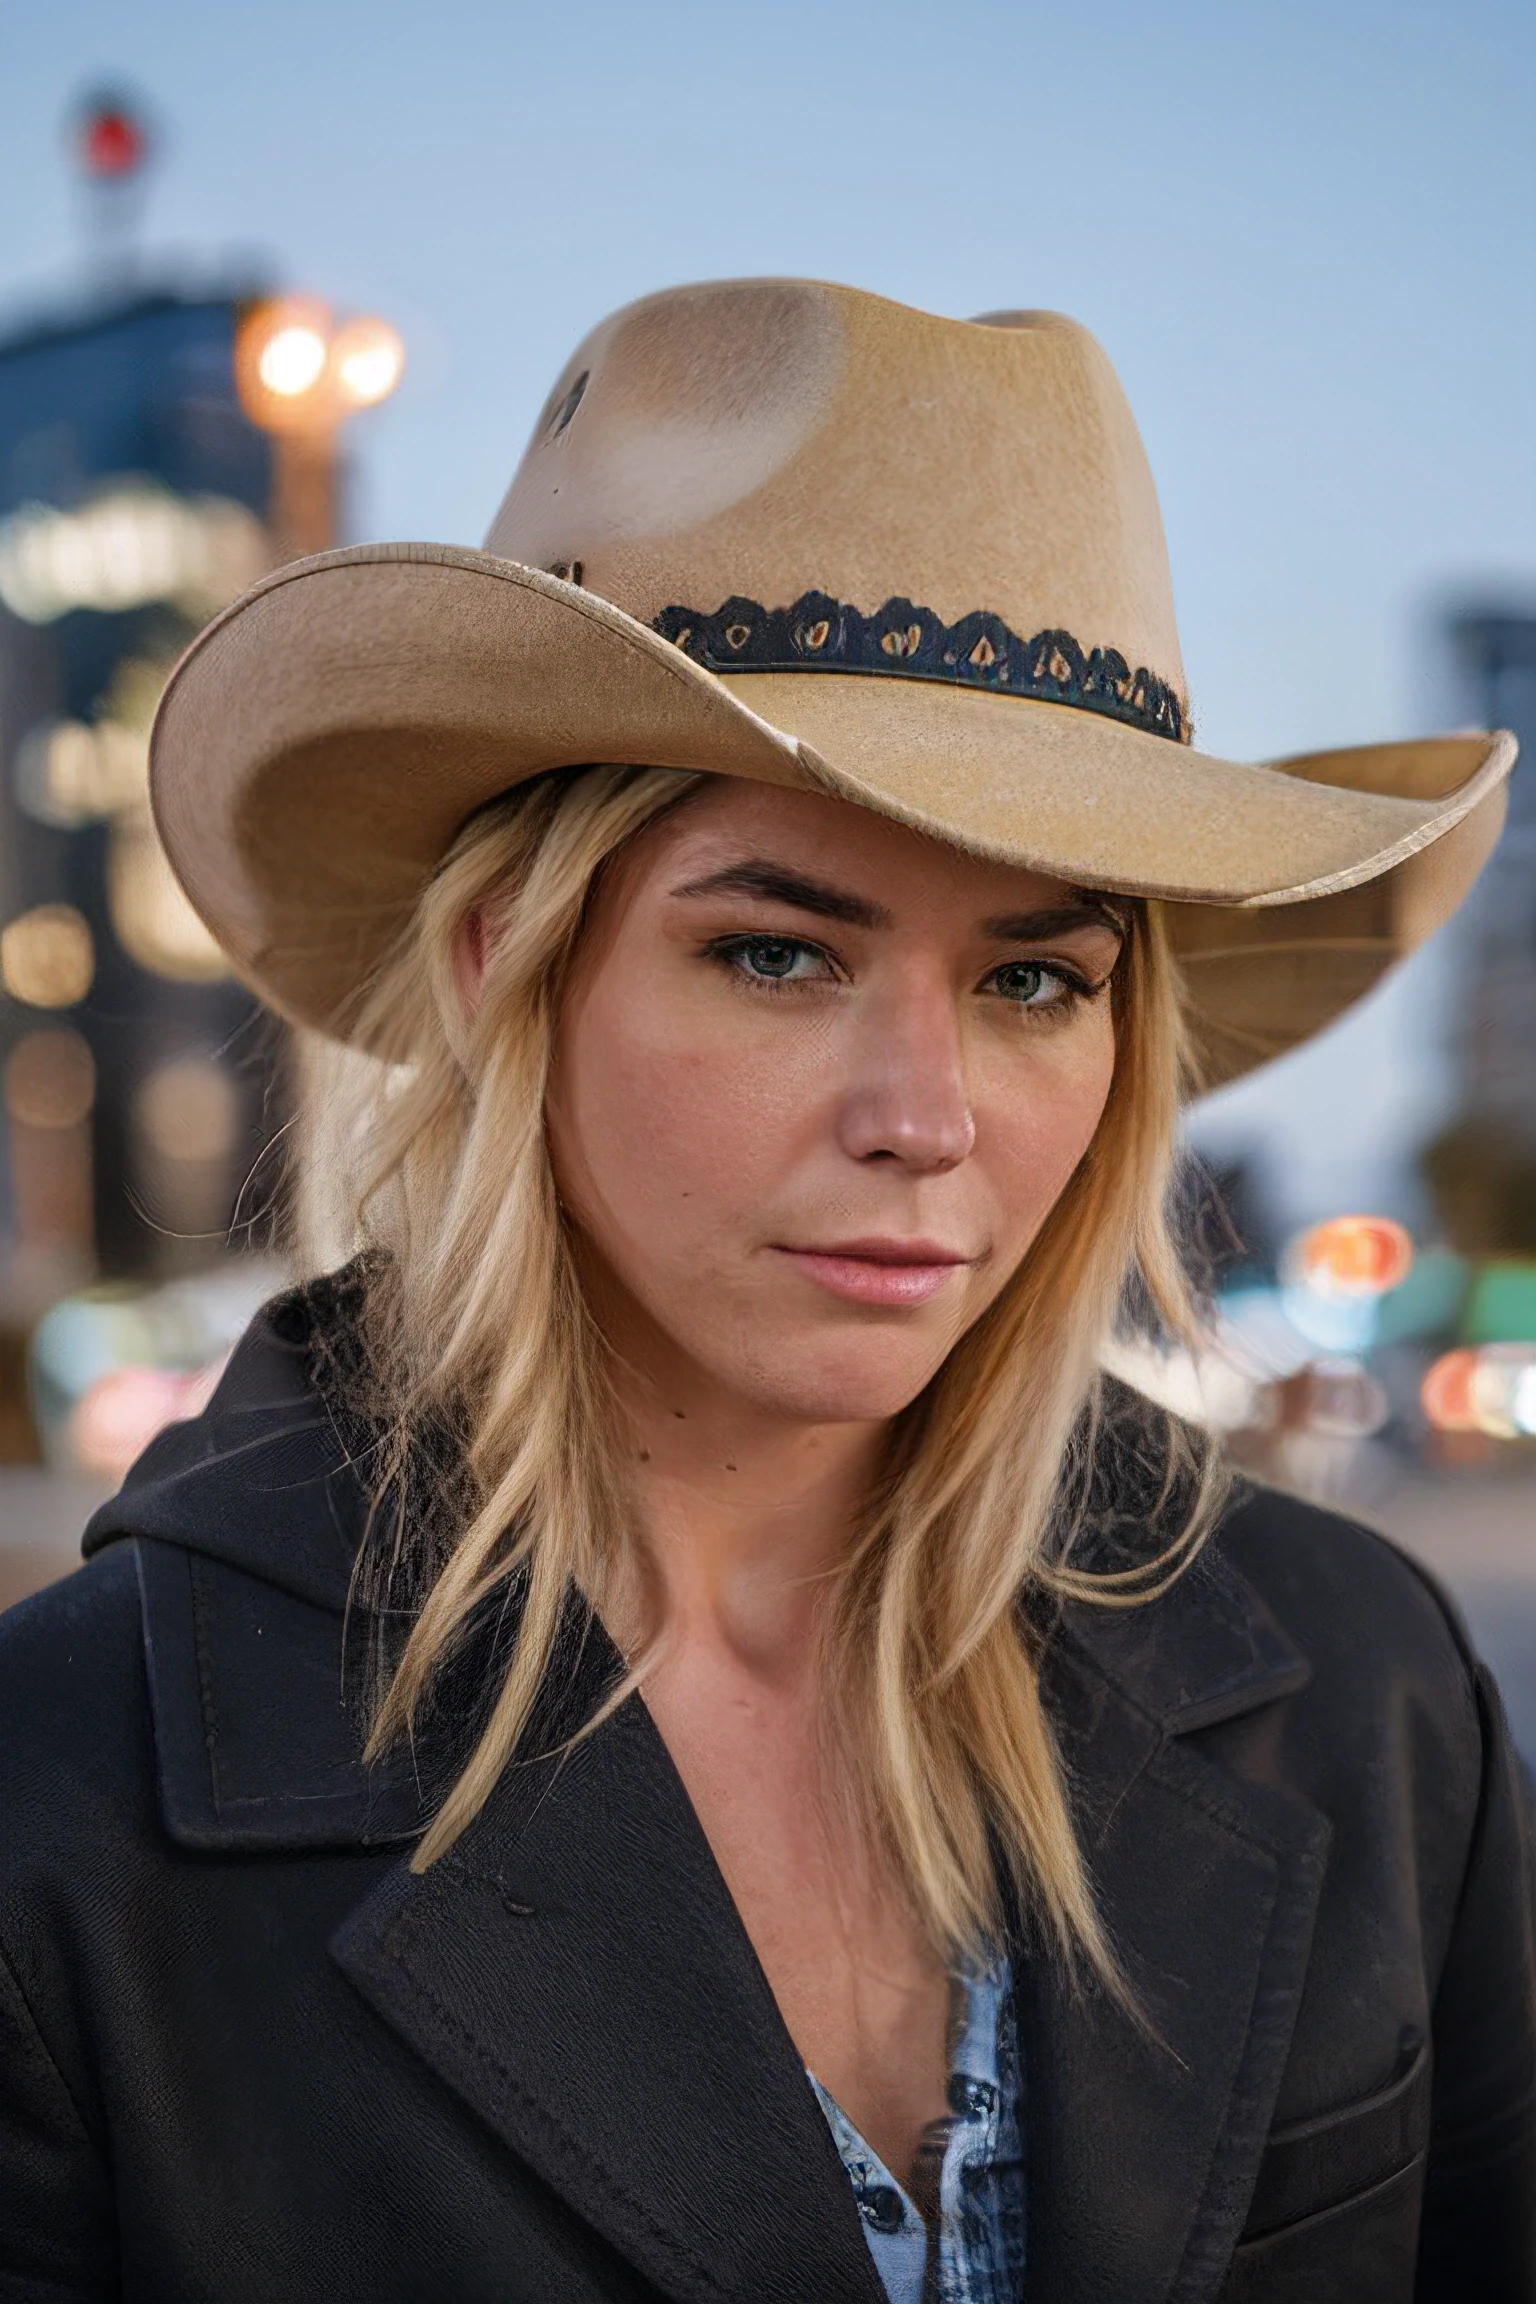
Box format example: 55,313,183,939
80,104,147,180
75,94,150,182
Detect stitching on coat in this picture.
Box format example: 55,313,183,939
382,1942,722,2295
188,1556,223,1812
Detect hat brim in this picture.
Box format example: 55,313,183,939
151,542,1514,1088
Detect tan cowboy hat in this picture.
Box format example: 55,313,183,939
150,278,1514,1089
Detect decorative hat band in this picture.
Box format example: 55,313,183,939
651,589,1188,745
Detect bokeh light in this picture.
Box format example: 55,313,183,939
1422,1345,1536,1440
331,316,405,410
235,297,334,432
108,817,227,982
1,904,94,1007
1294,1215,1415,1301
1421,1348,1481,1434
0,484,265,625
133,1057,238,1166
3,1029,96,1130
1470,1345,1536,1441
69,1360,223,1483
258,322,328,399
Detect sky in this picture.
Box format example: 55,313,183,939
2,0,1533,1231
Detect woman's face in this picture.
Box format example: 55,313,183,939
539,777,1122,1426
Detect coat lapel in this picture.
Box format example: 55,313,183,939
1020,1537,1331,2304
115,1296,1330,2304
331,1614,886,2304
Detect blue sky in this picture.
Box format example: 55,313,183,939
3,0,1534,1223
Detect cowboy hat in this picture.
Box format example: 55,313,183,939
150,278,1514,1088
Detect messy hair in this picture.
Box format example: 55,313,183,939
292,764,1222,1979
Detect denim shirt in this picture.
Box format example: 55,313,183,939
808,1958,1024,2304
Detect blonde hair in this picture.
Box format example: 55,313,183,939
293,764,1221,1980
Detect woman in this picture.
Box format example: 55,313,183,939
1,280,1530,2303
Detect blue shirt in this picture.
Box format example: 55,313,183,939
808,1958,1025,2303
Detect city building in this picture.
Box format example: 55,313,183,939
0,286,280,1307
1443,610,1536,1151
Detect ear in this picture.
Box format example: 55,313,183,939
452,907,488,1024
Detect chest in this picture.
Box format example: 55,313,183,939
638,1660,953,2177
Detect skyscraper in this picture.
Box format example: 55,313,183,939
0,287,276,1302
1422,609,1536,1257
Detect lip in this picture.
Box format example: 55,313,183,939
771,1237,975,1308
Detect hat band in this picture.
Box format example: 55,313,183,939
652,589,1187,745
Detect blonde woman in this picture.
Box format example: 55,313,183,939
1,282,1531,2304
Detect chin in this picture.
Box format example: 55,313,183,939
731,1329,951,1426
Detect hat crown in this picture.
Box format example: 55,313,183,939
484,278,1187,713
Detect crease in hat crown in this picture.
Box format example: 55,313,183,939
148,274,1516,1084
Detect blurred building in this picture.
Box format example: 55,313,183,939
1419,610,1536,1267
1445,613,1536,1137
0,286,281,1317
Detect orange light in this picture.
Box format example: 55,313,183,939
259,323,327,399
236,299,405,435
330,316,405,410
235,298,335,434
1295,1216,1414,1301
1421,1349,1481,1433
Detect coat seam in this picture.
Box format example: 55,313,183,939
188,1554,224,1811
0,1930,105,2160
381,1934,724,2297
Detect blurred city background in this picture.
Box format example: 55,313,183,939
1,3,1533,1748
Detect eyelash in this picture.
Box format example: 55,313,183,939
703,934,1107,1017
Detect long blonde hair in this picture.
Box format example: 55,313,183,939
293,763,1221,1980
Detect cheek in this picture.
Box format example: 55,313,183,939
976,1010,1117,1254
547,971,818,1282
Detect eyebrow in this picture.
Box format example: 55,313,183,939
981,903,1127,945
668,862,891,929
669,860,1129,948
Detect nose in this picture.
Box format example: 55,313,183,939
835,974,976,1171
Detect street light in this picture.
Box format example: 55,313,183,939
331,317,406,411
234,297,405,557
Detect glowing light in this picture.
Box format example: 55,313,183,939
1421,1349,1481,1434
133,1058,238,1166
1,905,95,1007
107,818,227,982
1514,1364,1536,1438
77,96,149,180
331,317,405,410
69,1361,222,1484
1469,1344,1536,1441
1422,1344,1536,1440
258,323,328,399
12,716,148,827
1293,1216,1414,1301
0,486,266,625
236,299,334,433
3,1030,96,1130
237,299,404,434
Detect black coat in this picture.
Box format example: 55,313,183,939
2,1290,1533,2303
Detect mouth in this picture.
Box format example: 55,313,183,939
770,1237,976,1308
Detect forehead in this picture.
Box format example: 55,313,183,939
628,773,1086,916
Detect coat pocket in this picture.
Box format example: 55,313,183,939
1238,2037,1432,2243
1221,2157,1425,2304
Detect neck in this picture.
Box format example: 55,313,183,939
603,1335,886,1679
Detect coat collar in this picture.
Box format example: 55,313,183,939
98,1301,1327,2303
